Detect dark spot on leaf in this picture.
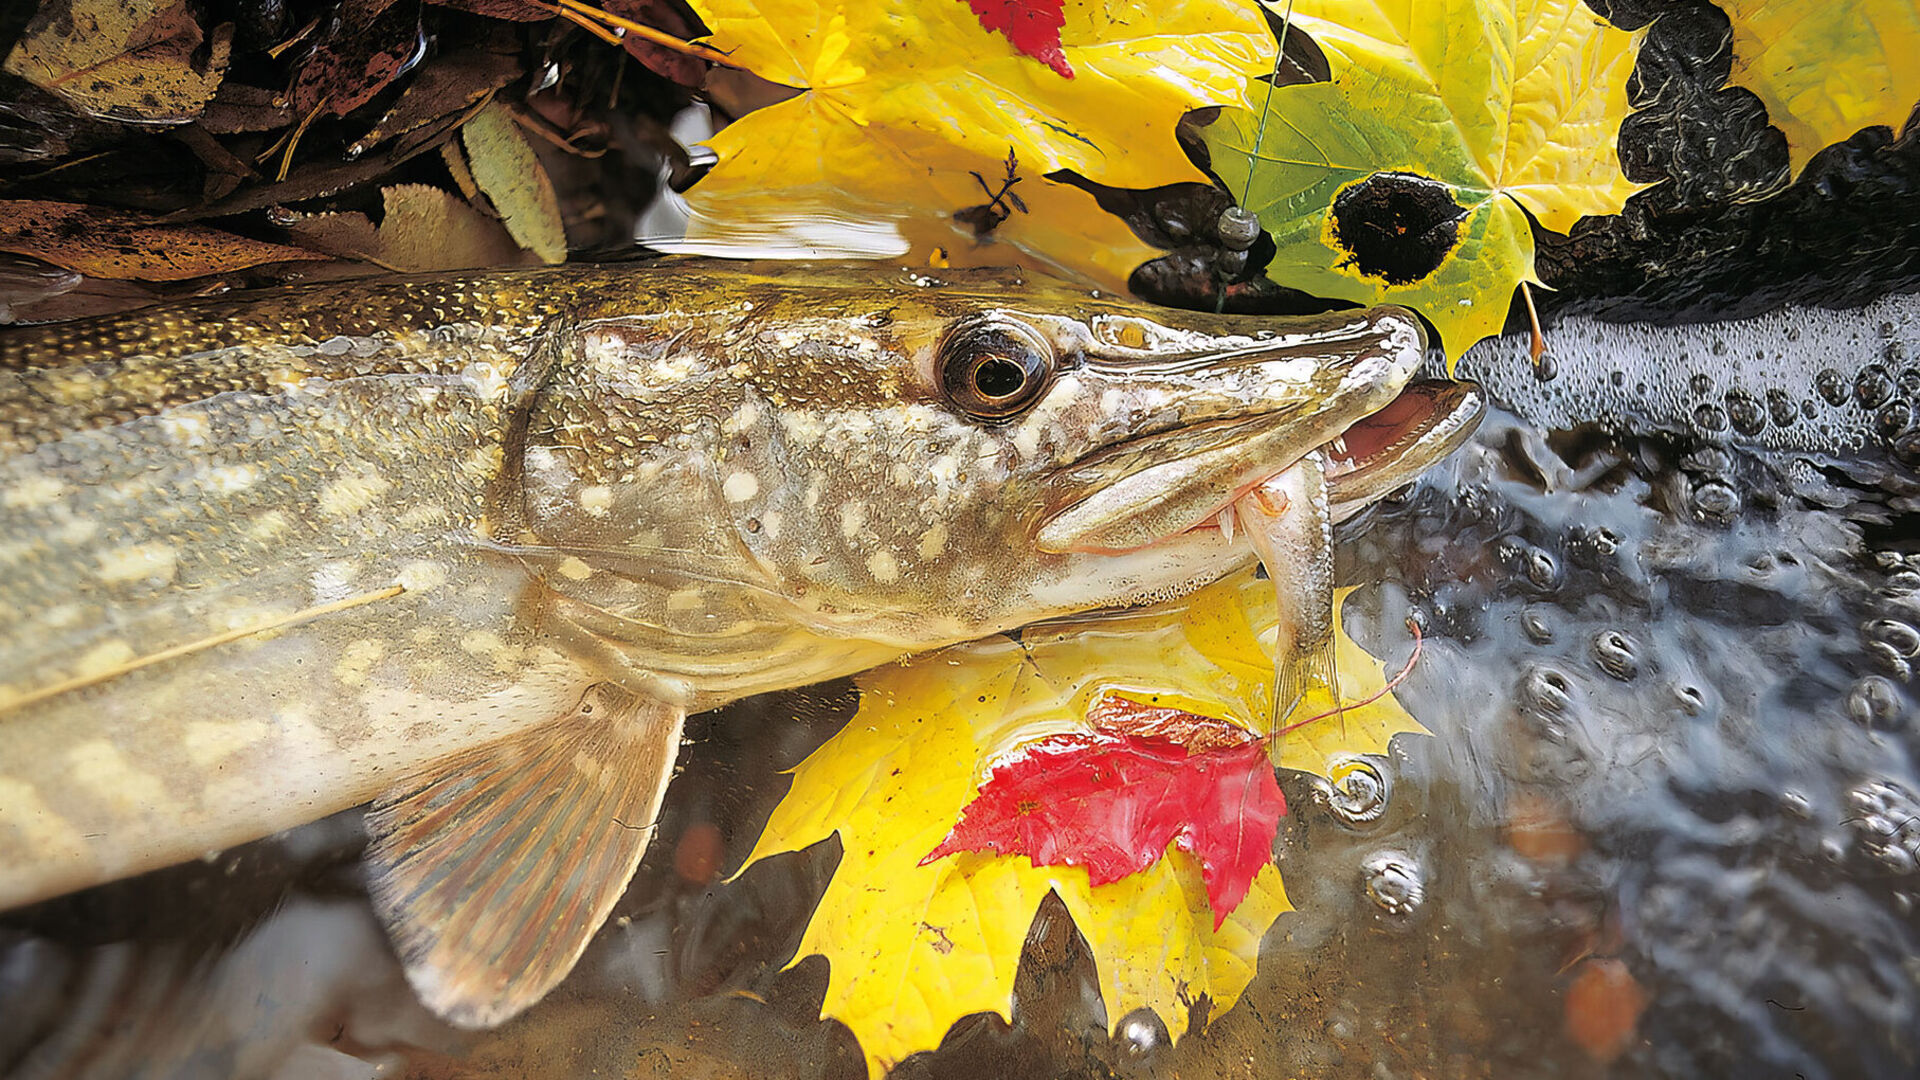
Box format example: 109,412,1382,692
1331,172,1469,285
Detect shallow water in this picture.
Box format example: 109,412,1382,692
5,304,1919,1079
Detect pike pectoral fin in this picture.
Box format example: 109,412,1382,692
363,682,685,1028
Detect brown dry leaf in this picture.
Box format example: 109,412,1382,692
290,0,428,118
283,183,526,271
461,101,568,263
0,200,325,281
352,49,524,155
4,0,232,123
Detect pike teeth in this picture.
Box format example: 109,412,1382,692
1217,506,1236,544
1330,435,1350,457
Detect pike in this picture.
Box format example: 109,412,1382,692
0,259,1480,1025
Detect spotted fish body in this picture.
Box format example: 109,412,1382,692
0,258,1472,1024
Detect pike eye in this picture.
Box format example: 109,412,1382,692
939,319,1053,421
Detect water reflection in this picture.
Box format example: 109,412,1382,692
6,365,1920,1077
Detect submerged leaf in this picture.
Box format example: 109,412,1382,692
282,184,526,271
460,101,568,263
961,0,1074,79
1204,0,1644,359
740,572,1424,1075
1719,0,1920,177
4,0,231,123
0,200,324,281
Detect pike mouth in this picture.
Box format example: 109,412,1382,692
1037,380,1483,554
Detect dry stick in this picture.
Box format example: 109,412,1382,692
0,584,407,716
1272,616,1424,739
542,0,747,69
1522,280,1547,365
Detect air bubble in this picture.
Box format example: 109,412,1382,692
1867,618,1920,658
1521,608,1555,644
1874,399,1913,440
1692,403,1728,433
1780,790,1812,819
1361,850,1426,917
1323,758,1390,828
1114,1008,1168,1065
1724,390,1766,435
1817,368,1849,406
1856,364,1894,409
1846,676,1904,730
1691,479,1741,520
1766,388,1798,427
1592,630,1640,681
1525,547,1561,589
1900,366,1920,398
1216,206,1261,251
1688,373,1713,395
1670,682,1706,716
1523,665,1575,715
1846,780,1920,875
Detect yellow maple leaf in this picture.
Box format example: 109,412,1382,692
1720,0,1920,178
1204,0,1645,359
673,0,1275,289
738,572,1425,1076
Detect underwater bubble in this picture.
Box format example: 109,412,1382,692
1866,642,1912,682
1114,1008,1168,1065
1894,431,1920,466
1725,390,1766,435
1362,851,1426,918
1689,372,1713,395
1900,366,1920,398
1670,682,1707,717
1534,352,1558,382
1817,367,1850,406
1323,757,1391,828
1691,480,1741,521
1522,665,1576,716
1780,790,1813,819
1216,206,1261,251
1874,399,1913,440
1525,547,1561,589
1846,780,1920,875
1766,389,1799,427
1592,630,1641,681
1866,618,1920,658
1521,608,1555,644
1692,403,1728,433
1855,365,1894,409
1846,676,1904,730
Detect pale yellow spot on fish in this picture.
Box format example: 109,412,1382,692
66,740,168,815
310,560,358,603
96,542,177,585
396,560,448,593
1011,425,1041,460
334,638,386,687
867,549,901,583
918,523,949,561
805,476,825,511
579,485,613,516
318,468,391,518
39,603,83,629
928,455,960,489
1100,388,1125,417
265,367,310,395
43,369,102,404
556,556,594,581
460,360,510,402
761,511,784,540
462,444,504,480
722,471,760,503
54,517,98,545
461,630,506,657
666,587,705,612
411,626,440,645
72,639,136,679
780,412,826,447
246,510,291,542
202,463,260,494
183,719,271,768
889,463,913,487
3,474,63,509
839,501,867,540
721,400,761,435
0,778,86,861
158,411,211,446
396,503,448,531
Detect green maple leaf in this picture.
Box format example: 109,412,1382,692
1205,0,1645,360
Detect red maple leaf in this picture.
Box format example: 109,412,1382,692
960,0,1075,79
923,697,1284,928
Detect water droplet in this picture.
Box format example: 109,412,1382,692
1216,206,1261,251
1690,479,1740,520
1846,676,1904,730
1525,547,1561,589
1522,608,1555,644
1323,757,1390,828
1766,388,1798,427
1362,850,1426,917
1692,403,1728,433
1856,364,1894,409
1817,368,1849,406
1724,390,1766,435
1688,373,1713,395
1534,353,1558,382
1592,630,1640,681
